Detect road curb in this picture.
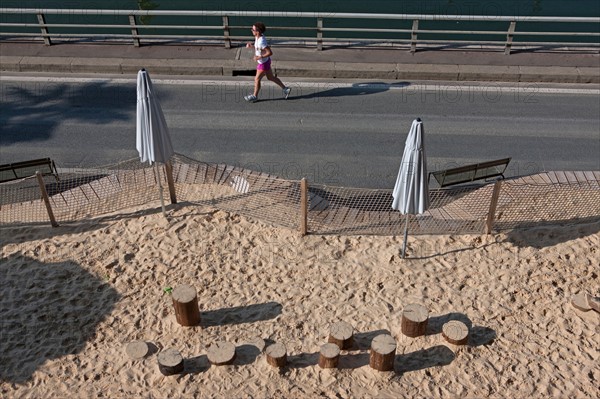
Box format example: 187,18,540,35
1,56,597,83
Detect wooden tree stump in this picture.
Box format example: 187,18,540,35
318,343,341,369
172,284,201,326
369,334,396,372
265,343,287,368
401,303,429,337
126,340,149,360
207,341,236,366
157,348,184,376
328,321,354,349
442,320,470,345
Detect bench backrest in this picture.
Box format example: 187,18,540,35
429,157,511,187
0,158,58,183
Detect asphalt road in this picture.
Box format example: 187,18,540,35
1,75,598,188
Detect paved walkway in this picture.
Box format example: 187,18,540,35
1,40,599,83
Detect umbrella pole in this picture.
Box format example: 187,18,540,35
401,214,409,259
155,163,167,218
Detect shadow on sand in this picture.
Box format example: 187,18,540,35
200,301,283,327
0,254,120,384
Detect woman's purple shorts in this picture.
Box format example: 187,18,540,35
257,58,272,71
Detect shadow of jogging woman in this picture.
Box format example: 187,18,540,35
274,81,411,101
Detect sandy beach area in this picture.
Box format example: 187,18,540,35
1,202,598,398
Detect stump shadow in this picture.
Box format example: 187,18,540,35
338,352,371,369
200,301,282,327
395,345,455,374
427,312,473,335
145,342,160,357
333,329,390,370
0,254,120,384
264,338,277,348
183,354,210,374
426,313,496,347
468,326,497,347
234,344,262,366
287,352,319,369
353,329,391,350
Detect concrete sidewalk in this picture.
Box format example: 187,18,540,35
1,41,599,83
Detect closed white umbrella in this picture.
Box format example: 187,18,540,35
136,68,175,217
392,118,430,258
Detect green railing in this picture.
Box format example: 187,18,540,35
1,9,599,54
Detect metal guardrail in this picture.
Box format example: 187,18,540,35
1,9,599,54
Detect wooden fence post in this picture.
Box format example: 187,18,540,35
36,171,58,227
300,178,308,236
165,161,177,204
485,180,503,234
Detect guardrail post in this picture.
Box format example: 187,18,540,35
410,19,419,53
36,171,59,227
300,178,308,236
485,180,502,234
36,13,51,46
317,18,323,51
504,21,516,55
222,16,231,49
129,14,141,47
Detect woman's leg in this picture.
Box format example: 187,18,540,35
265,69,285,89
254,70,266,97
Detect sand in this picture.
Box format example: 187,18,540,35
1,202,598,398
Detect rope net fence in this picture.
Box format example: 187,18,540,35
493,171,600,230
1,154,599,235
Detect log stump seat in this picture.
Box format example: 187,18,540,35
172,284,201,327
265,343,287,368
126,340,149,360
318,343,340,369
401,303,429,337
207,341,236,366
328,321,354,350
442,320,470,345
157,348,184,376
369,334,396,372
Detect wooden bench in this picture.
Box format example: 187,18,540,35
0,158,59,183
429,158,511,188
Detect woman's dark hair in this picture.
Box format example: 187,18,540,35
253,22,266,34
